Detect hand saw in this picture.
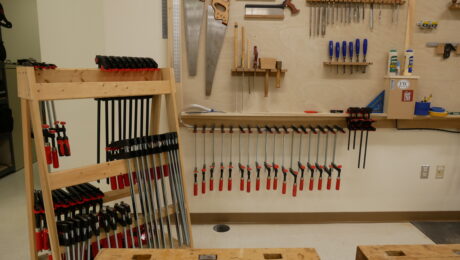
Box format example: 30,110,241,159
245,0,299,19
206,0,229,96
184,0,205,76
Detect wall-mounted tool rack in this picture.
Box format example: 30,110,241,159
18,67,193,260
181,113,460,130
323,62,373,66
306,0,405,4
450,1,460,10
231,68,288,74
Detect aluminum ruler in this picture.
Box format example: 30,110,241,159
172,0,181,83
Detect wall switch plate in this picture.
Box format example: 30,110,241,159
436,165,445,179
420,165,430,179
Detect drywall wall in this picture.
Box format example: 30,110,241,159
34,0,460,213
36,0,167,171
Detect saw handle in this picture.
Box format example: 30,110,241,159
211,0,229,25
283,0,300,14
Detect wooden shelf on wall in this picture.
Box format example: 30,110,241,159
306,0,405,4
324,61,373,66
180,112,460,129
231,68,287,74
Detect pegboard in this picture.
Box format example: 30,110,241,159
180,0,460,114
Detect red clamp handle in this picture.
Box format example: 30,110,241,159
35,230,43,252
266,178,271,190
202,181,206,194
292,184,297,197
318,177,323,190
110,176,118,190
247,180,251,193
193,183,198,196
336,177,341,190
282,181,287,194
219,179,223,191
299,177,305,191
209,178,214,191
228,179,232,191
240,178,244,191
44,145,52,165
123,173,130,186
42,229,50,250
309,178,314,191
64,139,71,156
57,139,65,156
327,177,332,190
52,149,59,169
117,175,125,189
273,177,278,190
256,178,260,191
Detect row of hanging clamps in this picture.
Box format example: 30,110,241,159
192,124,346,197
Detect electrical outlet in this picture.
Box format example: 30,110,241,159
420,165,430,179
436,165,445,179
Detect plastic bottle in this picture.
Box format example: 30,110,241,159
403,49,414,76
388,49,398,76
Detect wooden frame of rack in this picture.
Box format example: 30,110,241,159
306,0,405,4
180,112,460,130
18,67,193,260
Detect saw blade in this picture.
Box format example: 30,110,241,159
184,0,204,76
245,4,284,19
206,0,229,96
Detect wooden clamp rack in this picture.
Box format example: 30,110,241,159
306,0,405,4
18,67,193,259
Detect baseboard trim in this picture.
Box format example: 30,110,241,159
190,212,460,224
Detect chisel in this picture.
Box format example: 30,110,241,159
329,40,334,71
362,39,368,73
335,42,340,74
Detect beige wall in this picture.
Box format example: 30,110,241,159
35,0,460,213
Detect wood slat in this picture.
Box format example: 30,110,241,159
180,113,460,130
49,160,127,190
30,81,171,100
95,248,320,260
34,68,163,83
357,244,460,260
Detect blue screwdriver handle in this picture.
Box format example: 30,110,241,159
355,39,360,58
329,41,333,61
349,42,354,60
342,41,347,61
363,39,368,59
335,42,340,60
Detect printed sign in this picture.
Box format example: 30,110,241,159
397,80,410,90
402,90,414,102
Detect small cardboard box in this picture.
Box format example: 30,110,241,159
384,76,420,119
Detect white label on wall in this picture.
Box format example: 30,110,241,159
390,79,396,90
397,80,410,90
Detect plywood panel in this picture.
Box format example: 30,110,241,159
181,0,460,114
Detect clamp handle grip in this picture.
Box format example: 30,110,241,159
327,177,332,190
309,177,314,191
209,178,214,191
336,177,341,190
202,180,206,194
240,178,244,191
247,179,251,193
52,148,59,169
299,177,305,191
292,183,297,197
266,177,271,190
256,178,260,191
193,182,198,196
228,178,232,191
318,177,323,190
219,179,223,191
282,181,287,194
110,177,118,190
273,177,278,190
117,175,125,189
44,145,52,165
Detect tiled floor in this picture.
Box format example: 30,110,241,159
0,169,434,260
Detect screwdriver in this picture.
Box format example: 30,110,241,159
342,41,347,74
363,39,368,73
349,41,354,74
355,39,360,74
335,42,340,74
228,126,234,191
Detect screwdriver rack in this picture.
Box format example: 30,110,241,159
306,0,405,4
323,61,373,66
18,67,193,259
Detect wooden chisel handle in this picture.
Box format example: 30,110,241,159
276,69,281,88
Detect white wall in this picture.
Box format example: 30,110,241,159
35,0,460,214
